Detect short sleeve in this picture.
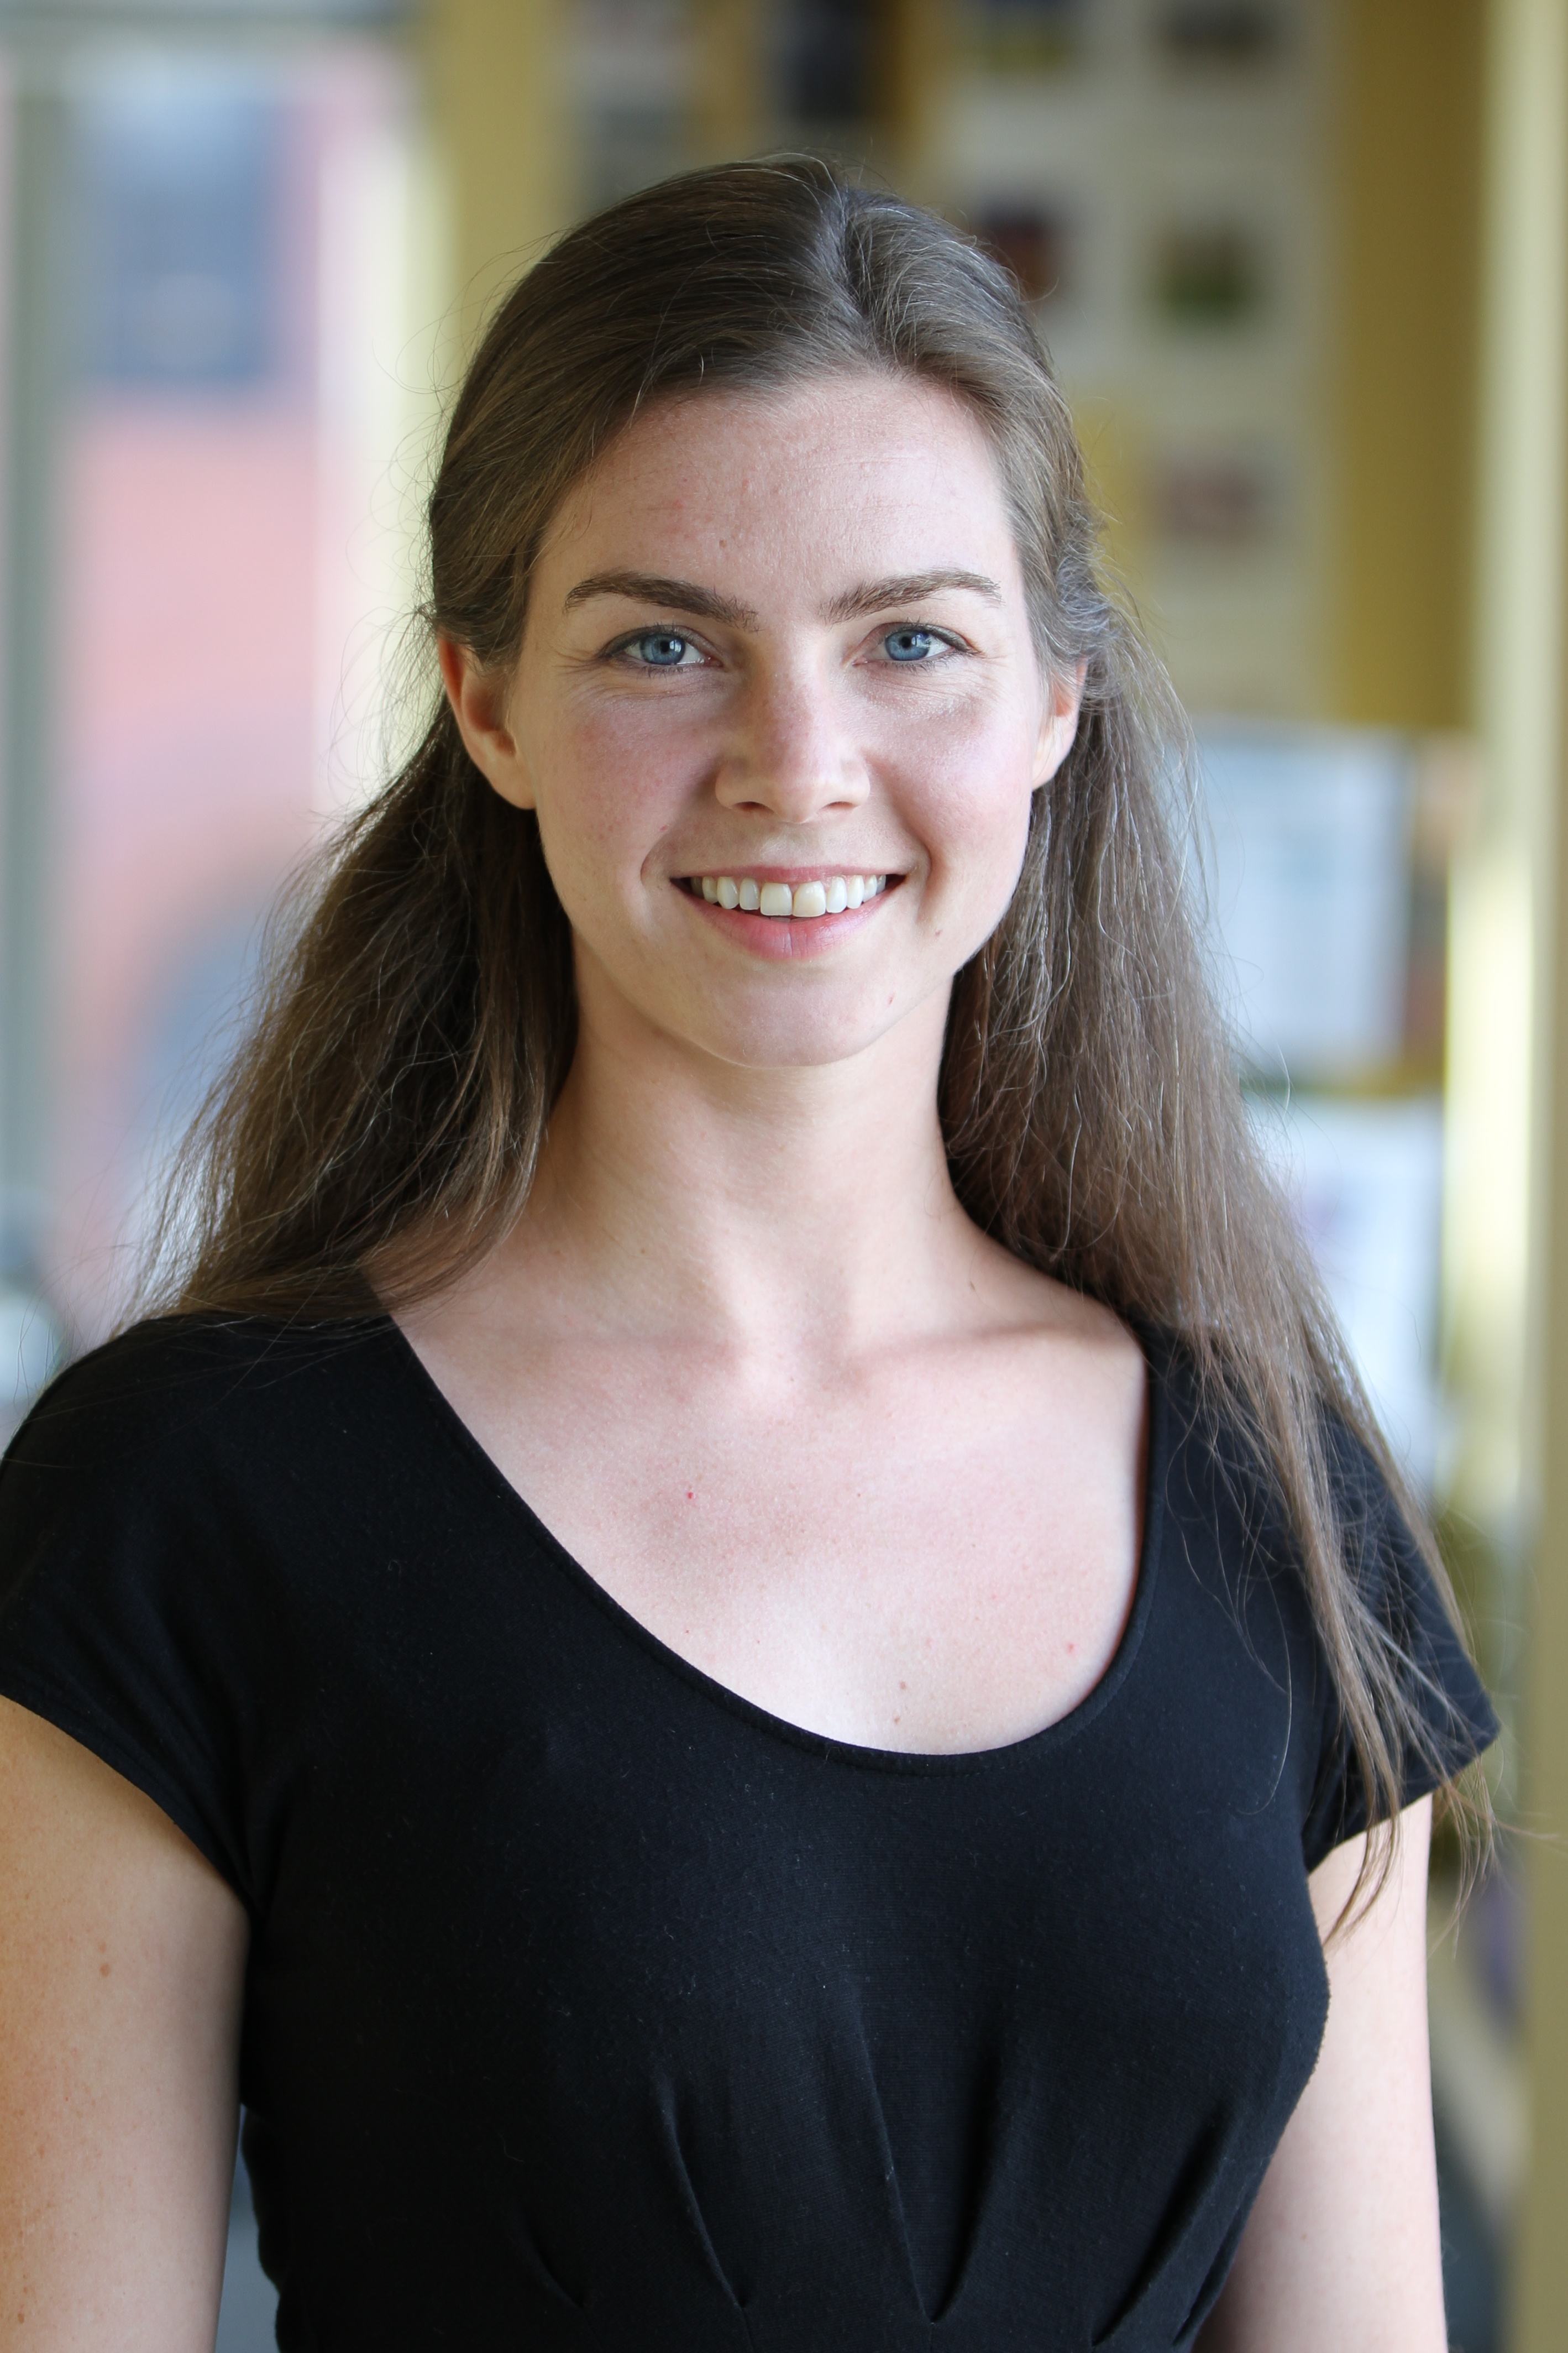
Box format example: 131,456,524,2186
0,1321,286,1906
1299,1424,1498,1872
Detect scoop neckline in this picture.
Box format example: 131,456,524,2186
379,1313,1171,1779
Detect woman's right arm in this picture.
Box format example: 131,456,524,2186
0,1695,248,2352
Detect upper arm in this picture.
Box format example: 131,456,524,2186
1198,1795,1445,2352
0,1694,249,2352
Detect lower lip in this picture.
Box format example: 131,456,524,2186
676,882,896,960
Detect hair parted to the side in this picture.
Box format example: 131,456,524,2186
149,156,1487,1905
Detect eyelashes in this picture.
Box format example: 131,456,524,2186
880,625,963,663
602,620,971,670
611,628,706,669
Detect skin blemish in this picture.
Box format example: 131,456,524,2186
99,1962,111,1977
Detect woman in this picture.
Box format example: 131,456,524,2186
0,161,1493,2351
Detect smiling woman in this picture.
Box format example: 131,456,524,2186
0,161,1494,2353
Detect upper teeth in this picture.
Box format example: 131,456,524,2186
696,874,888,917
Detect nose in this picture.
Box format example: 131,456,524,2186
712,660,870,823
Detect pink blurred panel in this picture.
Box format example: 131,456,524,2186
51,409,321,1322
37,45,413,1340
64,414,318,761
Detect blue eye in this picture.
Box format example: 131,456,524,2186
883,627,939,662
629,630,695,667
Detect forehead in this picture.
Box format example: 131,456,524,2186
536,373,1023,598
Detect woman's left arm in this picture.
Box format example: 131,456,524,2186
1198,1795,1446,2352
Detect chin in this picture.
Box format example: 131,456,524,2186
677,990,938,1074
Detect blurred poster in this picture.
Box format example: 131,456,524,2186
1197,724,1414,1083
1200,725,1444,1488
1252,1092,1445,1491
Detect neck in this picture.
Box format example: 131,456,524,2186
508,972,973,1353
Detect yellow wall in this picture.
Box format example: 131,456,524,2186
1330,0,1485,730
422,0,571,349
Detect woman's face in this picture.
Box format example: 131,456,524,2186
443,372,1081,1072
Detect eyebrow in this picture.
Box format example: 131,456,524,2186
563,571,762,629
562,566,1004,631
822,570,1003,620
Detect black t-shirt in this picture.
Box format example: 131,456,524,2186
0,1315,1494,2352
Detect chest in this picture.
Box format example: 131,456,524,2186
402,1325,1146,1753
241,1483,1330,2352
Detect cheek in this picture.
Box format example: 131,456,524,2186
531,704,702,885
900,704,1040,888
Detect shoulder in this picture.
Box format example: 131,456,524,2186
975,1240,1142,1368
1139,1331,1381,1700
1145,1330,1398,1581
0,1313,421,1904
1142,1331,1283,1559
1146,1330,1497,1842
965,1248,1149,1451
6,1311,398,1478
0,1311,417,1592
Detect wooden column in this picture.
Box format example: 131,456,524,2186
690,0,763,164
422,0,572,349
1520,473,1568,2353
1477,2,1568,2345
1329,0,1485,733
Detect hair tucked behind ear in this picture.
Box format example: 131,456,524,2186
146,156,1490,1911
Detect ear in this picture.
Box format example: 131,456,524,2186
1031,658,1088,791
438,636,536,811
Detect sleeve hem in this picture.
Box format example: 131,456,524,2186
0,1665,251,1912
1302,1725,1497,1875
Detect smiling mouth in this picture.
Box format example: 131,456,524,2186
681,872,893,919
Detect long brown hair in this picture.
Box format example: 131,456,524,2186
150,158,1485,1897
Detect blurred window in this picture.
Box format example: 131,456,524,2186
1155,6,1283,67
776,0,875,127
78,77,281,391
0,18,418,1373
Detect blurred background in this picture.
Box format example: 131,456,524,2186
0,2,1562,2349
